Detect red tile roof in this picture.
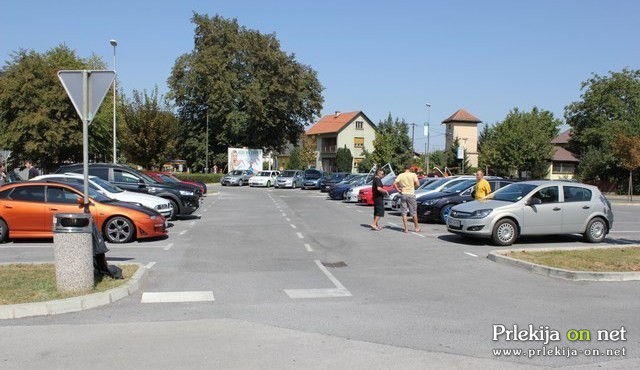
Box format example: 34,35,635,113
442,109,481,124
553,146,579,162
551,129,572,144
306,111,362,135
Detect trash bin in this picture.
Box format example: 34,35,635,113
53,213,94,294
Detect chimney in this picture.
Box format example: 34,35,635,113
334,111,341,118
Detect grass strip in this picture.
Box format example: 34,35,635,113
507,247,640,272
0,264,138,305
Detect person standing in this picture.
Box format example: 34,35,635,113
393,163,421,233
25,160,39,179
370,169,388,230
475,170,492,200
0,163,6,186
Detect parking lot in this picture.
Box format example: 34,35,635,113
1,185,640,368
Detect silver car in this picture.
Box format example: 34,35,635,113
221,170,253,186
447,180,614,246
275,170,304,189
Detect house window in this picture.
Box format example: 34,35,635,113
353,158,362,168
355,121,364,130
552,162,576,174
354,137,364,148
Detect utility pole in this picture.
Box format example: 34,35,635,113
409,122,416,154
205,113,209,173
425,103,431,174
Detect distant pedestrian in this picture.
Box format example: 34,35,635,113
370,169,388,231
0,164,6,186
475,170,491,200
394,163,421,233
24,160,39,179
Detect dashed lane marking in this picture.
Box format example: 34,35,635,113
145,262,156,269
304,243,313,252
141,291,215,303
465,252,479,258
297,232,304,239
290,224,296,229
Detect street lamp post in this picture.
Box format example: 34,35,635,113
205,113,209,173
110,39,117,163
425,103,431,174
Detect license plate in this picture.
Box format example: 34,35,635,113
448,218,461,228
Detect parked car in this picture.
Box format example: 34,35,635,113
416,179,514,223
145,171,207,195
391,176,479,211
446,180,614,246
275,170,304,189
0,180,166,243
249,170,280,187
327,175,369,200
221,170,254,186
55,163,201,219
345,174,395,203
384,178,436,209
301,169,324,190
31,173,174,219
321,172,350,192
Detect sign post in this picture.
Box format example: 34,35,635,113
58,70,115,210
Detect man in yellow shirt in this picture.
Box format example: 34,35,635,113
475,170,492,200
393,163,421,233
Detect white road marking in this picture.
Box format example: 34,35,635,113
141,291,215,303
290,224,296,229
464,252,479,258
284,259,352,299
412,232,425,238
297,232,304,239
281,213,286,217
189,221,196,227
286,218,291,222
387,222,399,227
164,243,174,251
145,262,156,269
304,243,313,252
357,210,364,213
179,230,187,236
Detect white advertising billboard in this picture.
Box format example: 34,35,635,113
228,148,263,174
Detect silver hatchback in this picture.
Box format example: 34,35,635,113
447,180,614,246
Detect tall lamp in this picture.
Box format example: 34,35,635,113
425,103,431,174
110,39,118,163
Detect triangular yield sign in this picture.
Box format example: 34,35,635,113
58,70,115,122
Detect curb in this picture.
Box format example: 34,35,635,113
488,245,640,281
0,262,147,320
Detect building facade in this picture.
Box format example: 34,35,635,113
443,108,481,168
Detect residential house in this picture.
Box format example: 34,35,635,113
306,111,376,172
547,129,579,180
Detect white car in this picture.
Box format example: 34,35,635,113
344,173,396,203
248,170,280,187
31,173,173,218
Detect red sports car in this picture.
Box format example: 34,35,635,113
145,171,207,195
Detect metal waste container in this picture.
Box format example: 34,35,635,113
53,213,94,293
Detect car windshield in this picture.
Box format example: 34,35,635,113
305,170,322,179
158,174,179,183
422,178,452,190
329,174,344,181
89,176,123,193
257,172,271,176
64,182,112,203
230,170,244,176
491,183,537,202
280,171,298,177
444,179,476,193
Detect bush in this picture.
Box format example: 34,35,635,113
173,172,223,184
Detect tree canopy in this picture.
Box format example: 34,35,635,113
168,14,324,171
565,68,640,181
371,113,412,174
479,107,560,178
335,145,353,172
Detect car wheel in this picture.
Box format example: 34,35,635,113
440,204,454,224
169,199,179,220
491,219,518,246
266,181,271,187
584,217,607,243
0,219,8,243
104,216,135,243
238,180,243,187
292,182,296,189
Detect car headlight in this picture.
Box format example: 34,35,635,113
469,209,493,219
148,187,158,194
420,199,438,206
179,190,195,196
150,215,158,220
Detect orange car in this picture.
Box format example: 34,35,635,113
0,181,166,243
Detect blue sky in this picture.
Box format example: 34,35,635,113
2,0,639,152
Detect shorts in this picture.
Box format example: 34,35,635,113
400,194,417,217
373,197,385,217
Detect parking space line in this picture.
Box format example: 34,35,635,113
141,291,215,303
189,221,196,227
304,243,313,252
178,230,188,236
412,232,425,238
164,243,174,251
464,252,479,258
146,262,156,269
297,232,304,239
284,260,352,299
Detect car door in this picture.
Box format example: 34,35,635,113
4,185,46,236
44,185,84,233
521,185,562,235
561,185,594,233
112,168,146,192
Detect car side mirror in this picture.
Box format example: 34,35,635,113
527,197,542,205
137,179,146,188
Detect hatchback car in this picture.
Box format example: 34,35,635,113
446,180,614,246
249,170,280,187
0,181,166,244
301,169,324,190
221,170,254,186
275,170,304,189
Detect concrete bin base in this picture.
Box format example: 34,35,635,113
53,213,94,294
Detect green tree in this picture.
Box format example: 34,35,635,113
286,147,304,170
565,68,640,181
371,113,412,173
480,107,560,178
0,45,114,172
119,88,181,169
613,133,640,198
446,137,471,174
335,145,353,172
358,149,375,173
300,134,317,168
168,14,324,169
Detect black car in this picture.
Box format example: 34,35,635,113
416,178,514,224
327,175,369,200
55,163,201,219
